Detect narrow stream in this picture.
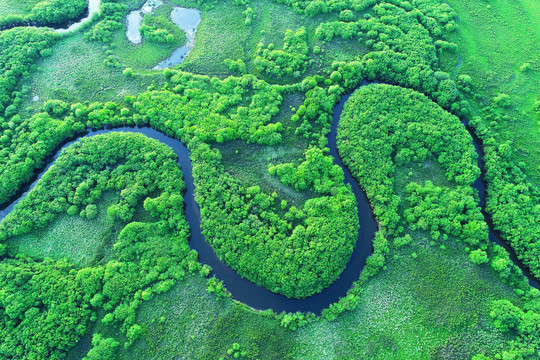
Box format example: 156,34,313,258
56,0,101,34
0,0,101,33
462,119,540,290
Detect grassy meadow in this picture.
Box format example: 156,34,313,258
19,30,163,116
0,0,41,17
444,0,540,181
6,192,121,266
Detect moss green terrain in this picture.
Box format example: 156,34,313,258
294,240,518,359
20,31,163,116
445,0,540,181
6,192,121,266
0,0,41,17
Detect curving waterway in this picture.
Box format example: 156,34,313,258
0,118,377,314
0,83,538,315
462,119,540,290
125,0,201,69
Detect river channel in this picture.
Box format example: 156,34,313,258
0,80,538,313
0,92,379,314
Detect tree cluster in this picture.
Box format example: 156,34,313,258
405,181,488,247
253,27,312,80
0,132,201,358
89,0,128,43
470,118,540,281
0,28,56,118
139,13,186,46
483,293,540,359
338,84,479,238
0,0,87,29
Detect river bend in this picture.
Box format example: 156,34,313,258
0,84,538,315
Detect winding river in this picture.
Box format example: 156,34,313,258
0,118,376,314
1,83,539,314
125,1,201,69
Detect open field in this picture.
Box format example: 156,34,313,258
444,0,540,181
0,0,41,17
19,31,163,116
7,192,121,266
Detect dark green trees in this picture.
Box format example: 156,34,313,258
82,334,119,360
471,118,540,281
338,84,480,240
253,27,311,80
0,132,197,358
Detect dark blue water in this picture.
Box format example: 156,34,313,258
461,119,540,290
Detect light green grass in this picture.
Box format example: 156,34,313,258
7,192,121,266
67,275,294,360
124,276,294,360
445,0,540,181
0,0,40,17
167,0,329,78
293,238,519,359
19,30,164,115
167,0,248,76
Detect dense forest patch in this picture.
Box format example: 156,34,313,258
0,0,88,29
0,132,203,359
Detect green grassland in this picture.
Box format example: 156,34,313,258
120,276,293,360
444,0,540,181
294,239,518,359
19,30,163,116
0,0,41,17
66,275,294,360
171,0,249,76
6,192,121,266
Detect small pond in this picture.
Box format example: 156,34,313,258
125,1,201,69
125,0,164,44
